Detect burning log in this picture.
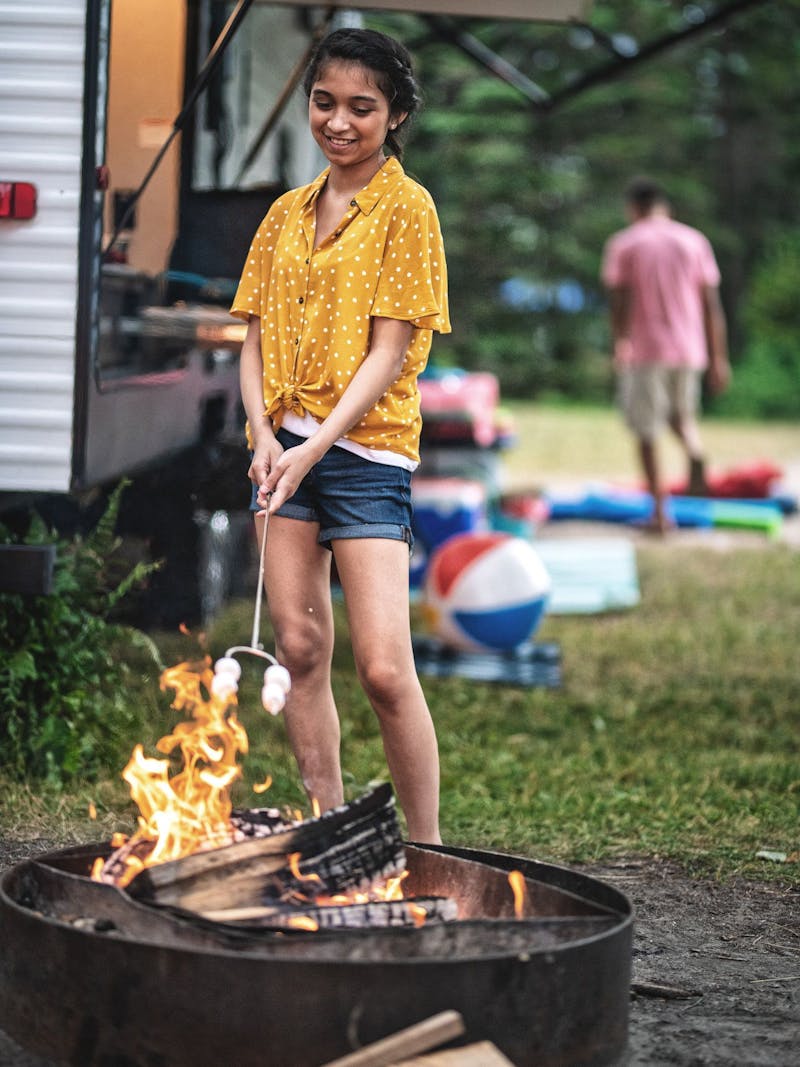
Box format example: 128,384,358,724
229,805,298,838
196,896,459,930
126,784,408,915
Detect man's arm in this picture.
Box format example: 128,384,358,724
701,286,731,394
608,286,633,367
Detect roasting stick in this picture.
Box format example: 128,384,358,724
225,495,277,664
218,494,293,716
250,495,270,650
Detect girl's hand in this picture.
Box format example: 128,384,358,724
249,437,284,502
262,440,319,512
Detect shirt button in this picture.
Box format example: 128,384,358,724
350,200,356,207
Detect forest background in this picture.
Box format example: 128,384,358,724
367,0,800,419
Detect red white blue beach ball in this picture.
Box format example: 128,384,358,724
424,532,552,652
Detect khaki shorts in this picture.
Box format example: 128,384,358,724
618,365,701,439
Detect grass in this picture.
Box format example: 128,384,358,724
1,405,798,884
503,401,800,490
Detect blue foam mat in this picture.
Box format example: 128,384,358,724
535,538,641,614
545,488,784,531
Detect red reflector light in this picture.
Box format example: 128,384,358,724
0,181,38,220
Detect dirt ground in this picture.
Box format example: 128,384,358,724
0,838,797,1067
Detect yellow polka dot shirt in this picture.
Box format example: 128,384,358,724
230,157,450,465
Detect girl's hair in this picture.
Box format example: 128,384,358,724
302,28,421,160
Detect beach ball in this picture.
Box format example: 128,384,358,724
424,532,551,652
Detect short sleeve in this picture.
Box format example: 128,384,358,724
371,193,450,334
601,234,627,288
229,198,290,321
696,233,721,288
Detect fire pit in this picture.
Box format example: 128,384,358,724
0,837,631,1066
0,658,632,1064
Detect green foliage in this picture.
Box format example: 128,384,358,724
0,483,162,786
716,231,800,418
368,3,800,409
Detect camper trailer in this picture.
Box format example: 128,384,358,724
0,0,586,620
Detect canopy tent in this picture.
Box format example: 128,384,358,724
274,1,590,21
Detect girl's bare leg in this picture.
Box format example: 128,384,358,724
259,513,343,812
333,537,441,844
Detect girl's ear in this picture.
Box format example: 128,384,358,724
389,111,409,131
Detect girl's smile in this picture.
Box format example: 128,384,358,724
309,60,404,177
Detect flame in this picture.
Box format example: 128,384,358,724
307,869,415,912
88,801,97,820
409,902,428,927
252,775,272,794
311,797,321,818
508,870,528,918
91,657,425,930
288,852,323,886
93,657,248,888
287,916,320,932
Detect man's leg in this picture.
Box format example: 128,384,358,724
637,436,672,533
622,365,673,533
668,370,708,495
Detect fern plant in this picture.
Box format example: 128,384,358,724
0,482,162,786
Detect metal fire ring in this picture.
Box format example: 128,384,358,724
0,841,633,1067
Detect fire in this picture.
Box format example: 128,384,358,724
277,867,425,928
93,656,424,930
92,657,248,888
287,916,320,932
289,868,413,910
288,852,323,887
509,870,528,918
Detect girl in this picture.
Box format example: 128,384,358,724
231,28,450,843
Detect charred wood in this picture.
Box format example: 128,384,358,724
193,895,458,930
126,784,406,913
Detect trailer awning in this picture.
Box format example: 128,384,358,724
275,1,590,21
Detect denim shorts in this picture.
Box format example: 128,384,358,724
249,429,414,550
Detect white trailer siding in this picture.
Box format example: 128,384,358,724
0,0,88,492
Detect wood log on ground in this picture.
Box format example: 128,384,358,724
396,1043,515,1066
320,1011,466,1067
127,784,405,913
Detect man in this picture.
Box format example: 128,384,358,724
601,177,731,532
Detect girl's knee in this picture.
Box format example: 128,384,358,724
357,656,410,712
273,617,333,678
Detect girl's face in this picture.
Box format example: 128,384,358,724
308,60,404,173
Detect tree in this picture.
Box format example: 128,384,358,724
369,1,800,413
